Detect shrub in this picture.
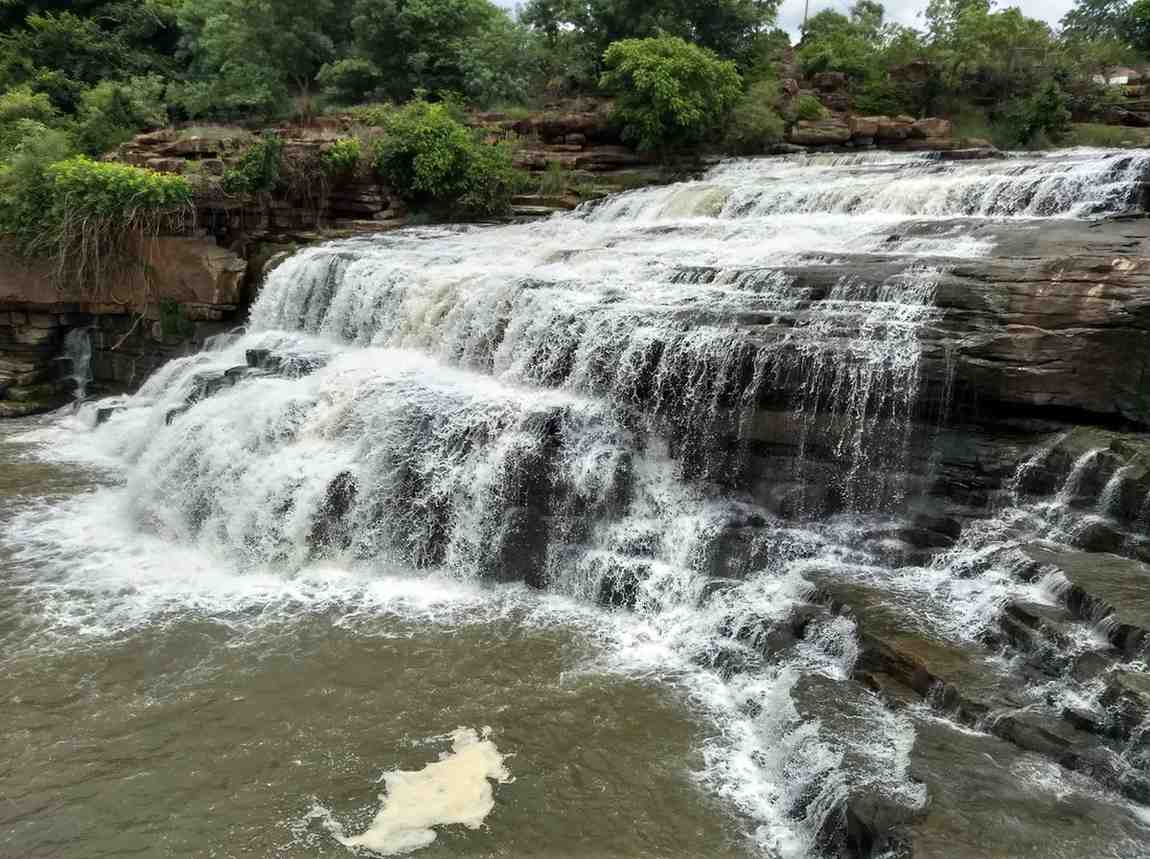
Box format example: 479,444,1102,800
723,81,786,154
0,87,60,155
73,76,168,155
322,137,363,176
599,35,742,151
538,160,569,196
372,100,524,217
795,94,826,121
852,78,910,117
317,58,383,105
1065,122,1150,147
0,155,190,288
992,82,1072,150
349,102,396,127
222,133,284,194
159,299,196,338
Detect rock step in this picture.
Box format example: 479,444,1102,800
1020,543,1150,658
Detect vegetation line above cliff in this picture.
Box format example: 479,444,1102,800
0,0,1149,278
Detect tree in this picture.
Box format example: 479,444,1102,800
349,0,510,100
176,0,349,113
522,0,781,77
1061,0,1131,41
1125,0,1150,54
599,35,742,151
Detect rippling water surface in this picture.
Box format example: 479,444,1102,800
0,418,753,858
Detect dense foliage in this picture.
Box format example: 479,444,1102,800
0,152,191,287
371,100,524,217
0,0,1141,153
0,0,1143,268
600,36,742,151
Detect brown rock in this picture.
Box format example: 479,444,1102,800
876,117,913,141
911,117,952,139
789,118,852,146
849,115,881,138
812,71,849,92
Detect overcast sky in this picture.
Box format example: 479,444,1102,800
776,0,1078,38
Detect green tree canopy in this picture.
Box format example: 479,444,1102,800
600,35,742,150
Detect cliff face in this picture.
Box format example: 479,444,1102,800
0,128,416,415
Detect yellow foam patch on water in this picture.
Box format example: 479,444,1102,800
340,727,511,855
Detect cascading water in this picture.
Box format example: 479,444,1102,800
6,149,1150,858
60,326,93,403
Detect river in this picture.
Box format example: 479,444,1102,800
5,149,1150,857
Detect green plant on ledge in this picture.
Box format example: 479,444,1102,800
0,154,192,292
158,298,196,338
222,133,284,194
371,100,525,218
794,94,827,121
322,137,362,177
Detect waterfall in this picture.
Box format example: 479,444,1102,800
61,327,93,403
27,148,1150,857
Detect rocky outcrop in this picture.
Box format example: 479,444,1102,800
0,234,250,413
789,117,853,146
787,111,995,154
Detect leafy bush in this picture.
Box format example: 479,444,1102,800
317,58,383,105
538,160,569,196
349,102,396,127
0,154,190,288
0,87,60,155
992,82,1072,150
73,76,168,155
852,78,911,117
159,298,196,338
222,133,284,194
723,81,785,154
1065,122,1150,147
322,137,362,176
794,94,826,121
599,35,741,151
371,100,524,217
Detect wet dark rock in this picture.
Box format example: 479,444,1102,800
596,560,648,609
1021,543,1150,657
791,674,927,858
1099,670,1150,740
725,603,825,660
896,714,1150,857
1072,520,1128,554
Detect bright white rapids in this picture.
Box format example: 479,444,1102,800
339,728,511,855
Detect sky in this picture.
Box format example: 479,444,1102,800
776,0,1079,39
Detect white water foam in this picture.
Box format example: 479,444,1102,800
338,727,511,856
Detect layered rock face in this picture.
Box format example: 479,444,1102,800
0,235,249,414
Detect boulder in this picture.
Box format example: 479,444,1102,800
911,117,952,138
789,118,852,146
812,71,849,92
849,115,881,138
876,116,913,141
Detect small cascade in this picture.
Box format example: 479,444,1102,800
61,327,93,403
1097,465,1136,517
583,149,1150,221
